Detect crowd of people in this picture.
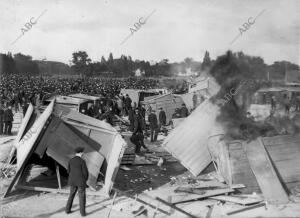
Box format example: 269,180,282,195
0,74,160,136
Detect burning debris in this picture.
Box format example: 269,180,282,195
209,51,298,140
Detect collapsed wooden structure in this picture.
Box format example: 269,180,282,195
4,100,127,198
163,99,300,204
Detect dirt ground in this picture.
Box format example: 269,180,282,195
1,113,300,217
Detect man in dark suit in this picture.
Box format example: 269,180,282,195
158,107,167,136
65,147,89,217
0,103,4,135
124,94,132,116
128,107,135,132
180,103,189,118
131,108,148,154
4,105,14,135
148,110,158,142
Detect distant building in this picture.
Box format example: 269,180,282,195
178,67,198,76
135,68,145,77
285,70,300,85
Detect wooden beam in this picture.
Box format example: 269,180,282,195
107,191,117,218
155,197,198,218
55,161,62,190
172,188,234,205
209,195,263,206
112,188,170,216
226,202,266,215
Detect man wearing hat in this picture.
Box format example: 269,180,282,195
65,147,89,217
131,108,149,154
180,103,189,118
4,105,14,135
148,109,158,142
158,107,167,136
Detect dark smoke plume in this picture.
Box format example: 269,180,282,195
209,51,275,140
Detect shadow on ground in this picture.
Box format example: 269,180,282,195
114,162,187,195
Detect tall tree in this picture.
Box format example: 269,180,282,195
268,61,299,80
100,56,106,64
71,51,91,75
184,57,193,68
13,53,39,75
0,53,16,74
108,53,114,63
201,51,211,70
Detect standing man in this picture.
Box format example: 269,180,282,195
271,96,276,111
284,95,290,114
124,94,132,116
22,97,29,117
158,107,167,136
65,147,89,217
4,105,14,135
296,95,300,112
148,110,158,142
117,96,123,116
128,107,135,132
131,108,149,154
180,103,189,118
0,103,4,135
87,104,95,117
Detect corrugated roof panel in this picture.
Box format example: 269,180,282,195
163,100,224,176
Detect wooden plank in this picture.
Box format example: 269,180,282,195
226,202,266,215
3,101,54,198
174,184,245,195
112,188,170,216
209,195,263,206
263,135,300,146
174,187,206,195
262,136,300,193
155,197,198,218
228,142,260,194
244,138,289,204
15,185,108,197
7,104,35,164
172,188,234,205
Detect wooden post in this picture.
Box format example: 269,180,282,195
55,161,62,190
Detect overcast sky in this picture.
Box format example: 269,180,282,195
0,0,299,65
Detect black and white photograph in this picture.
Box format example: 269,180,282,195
0,0,300,217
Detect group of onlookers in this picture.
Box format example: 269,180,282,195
0,75,159,104
0,75,160,136
122,94,168,154
269,94,300,114
0,102,14,135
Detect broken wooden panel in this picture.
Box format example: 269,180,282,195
44,117,105,188
4,101,54,198
243,138,289,204
208,136,231,185
228,141,261,194
163,101,221,176
262,135,300,192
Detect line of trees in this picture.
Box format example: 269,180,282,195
1,50,298,79
0,53,39,75
70,51,209,77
